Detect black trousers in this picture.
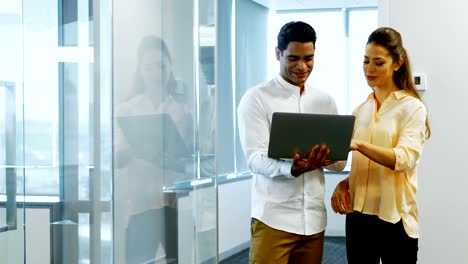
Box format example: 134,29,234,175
346,212,418,264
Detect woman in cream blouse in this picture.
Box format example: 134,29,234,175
331,27,431,264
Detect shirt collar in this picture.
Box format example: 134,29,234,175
275,75,303,96
392,89,409,100
367,89,410,101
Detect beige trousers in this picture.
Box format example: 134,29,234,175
249,218,325,264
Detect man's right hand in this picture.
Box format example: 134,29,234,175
291,144,335,177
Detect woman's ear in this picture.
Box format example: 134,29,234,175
394,57,404,71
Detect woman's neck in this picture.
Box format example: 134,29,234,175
374,84,399,109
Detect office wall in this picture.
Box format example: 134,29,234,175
0,208,50,263
217,0,236,174
324,173,347,236
218,180,251,259
234,0,269,172
216,0,270,258
380,0,468,263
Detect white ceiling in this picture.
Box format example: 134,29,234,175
251,0,377,10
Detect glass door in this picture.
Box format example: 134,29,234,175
112,0,218,262
0,81,25,263
0,1,26,262
1,0,114,263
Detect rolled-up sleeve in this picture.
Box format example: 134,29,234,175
325,160,347,172
394,105,427,172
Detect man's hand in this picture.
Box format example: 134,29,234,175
291,144,335,177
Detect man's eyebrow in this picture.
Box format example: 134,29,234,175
287,54,314,59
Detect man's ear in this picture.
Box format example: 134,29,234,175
275,47,282,61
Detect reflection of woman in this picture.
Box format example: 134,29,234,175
115,35,192,263
120,35,193,143
331,27,431,263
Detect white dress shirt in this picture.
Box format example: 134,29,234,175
237,75,346,235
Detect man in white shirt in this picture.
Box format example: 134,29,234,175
237,21,346,264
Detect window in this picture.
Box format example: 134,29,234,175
267,8,378,115
228,7,378,176
9,0,94,197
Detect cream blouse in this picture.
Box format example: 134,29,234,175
349,90,427,238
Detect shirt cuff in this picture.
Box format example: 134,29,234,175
393,147,407,172
280,160,295,179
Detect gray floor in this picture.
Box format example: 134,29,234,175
220,236,347,264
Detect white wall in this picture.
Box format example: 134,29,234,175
0,208,50,263
0,209,24,262
380,0,468,263
324,172,348,236
218,180,252,259
177,179,252,262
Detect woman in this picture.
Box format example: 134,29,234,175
331,27,431,263
115,35,192,263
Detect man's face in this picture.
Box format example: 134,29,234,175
276,41,315,88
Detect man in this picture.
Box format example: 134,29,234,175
237,21,346,264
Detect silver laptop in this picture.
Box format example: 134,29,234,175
267,112,355,161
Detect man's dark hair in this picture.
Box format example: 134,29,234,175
277,21,317,53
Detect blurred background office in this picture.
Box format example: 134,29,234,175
0,0,467,263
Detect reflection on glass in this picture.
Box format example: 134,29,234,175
198,45,216,181
59,0,93,46
23,0,60,196
193,0,217,262
1,0,112,263
113,0,218,262
0,82,25,263
0,80,24,232
0,85,6,196
78,213,90,262
115,35,183,263
116,35,195,184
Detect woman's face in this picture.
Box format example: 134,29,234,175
140,49,170,89
363,42,400,90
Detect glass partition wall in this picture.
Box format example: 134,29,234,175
1,0,378,263
0,0,113,263
113,0,218,263
1,2,25,263
1,0,218,262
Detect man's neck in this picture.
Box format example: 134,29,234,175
298,85,304,95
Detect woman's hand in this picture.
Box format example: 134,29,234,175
349,139,396,170
331,179,351,215
350,139,364,151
